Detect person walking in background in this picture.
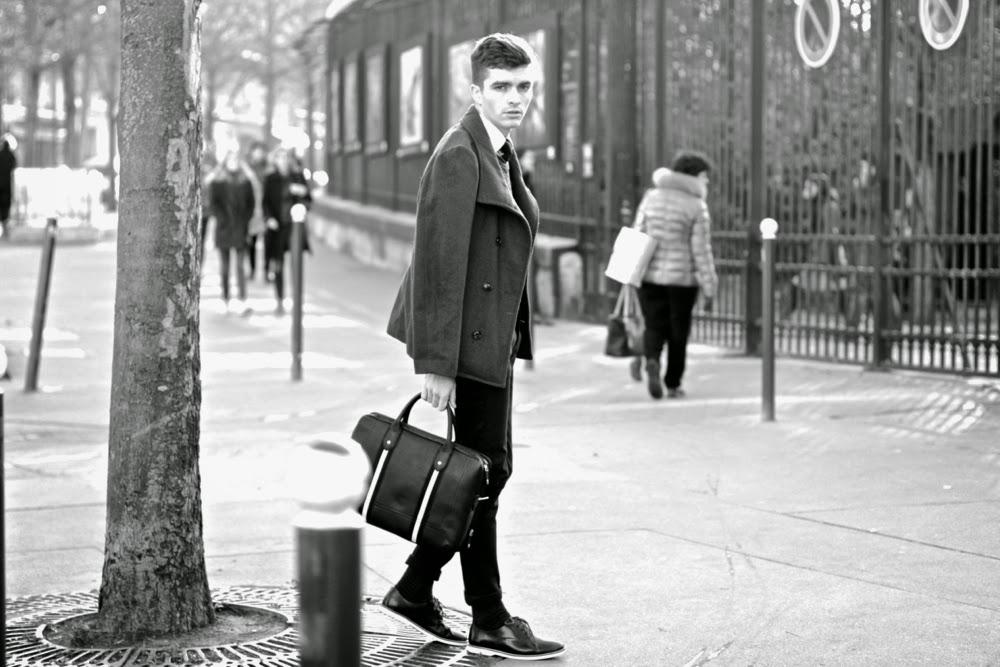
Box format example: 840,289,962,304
0,135,17,239
208,150,255,315
245,141,269,281
199,148,218,266
262,148,311,316
633,151,718,399
383,33,564,660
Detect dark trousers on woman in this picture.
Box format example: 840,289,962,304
246,234,259,279
397,354,517,628
637,283,699,390
218,246,247,302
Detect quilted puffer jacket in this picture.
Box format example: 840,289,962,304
632,168,718,297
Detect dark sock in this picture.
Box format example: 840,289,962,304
472,602,511,630
395,567,433,603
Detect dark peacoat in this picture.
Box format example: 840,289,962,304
209,170,255,250
387,106,539,387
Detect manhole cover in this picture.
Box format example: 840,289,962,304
5,586,498,666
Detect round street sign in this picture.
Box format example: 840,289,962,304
795,0,841,69
919,0,970,51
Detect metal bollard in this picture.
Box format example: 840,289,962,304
294,437,371,667
25,218,58,393
759,218,778,422
290,203,307,382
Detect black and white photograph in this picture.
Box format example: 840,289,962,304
1,1,999,666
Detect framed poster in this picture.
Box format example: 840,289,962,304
365,45,387,154
328,61,341,153
342,55,361,152
448,39,476,125
513,27,549,149
398,37,429,155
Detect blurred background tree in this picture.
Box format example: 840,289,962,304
0,0,328,174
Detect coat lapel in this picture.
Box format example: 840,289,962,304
459,106,537,236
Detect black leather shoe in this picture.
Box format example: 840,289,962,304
468,616,565,660
381,587,467,646
645,359,663,399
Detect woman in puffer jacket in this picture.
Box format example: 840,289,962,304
632,151,718,399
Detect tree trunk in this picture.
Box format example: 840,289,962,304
25,66,41,166
104,57,119,210
62,53,79,167
204,67,216,148
263,0,275,143
23,1,41,167
80,52,93,164
98,0,214,639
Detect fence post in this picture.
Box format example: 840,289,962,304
746,0,767,355
25,217,58,393
760,218,778,422
290,203,307,382
294,438,371,667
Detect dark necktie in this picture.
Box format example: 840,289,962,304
497,139,512,165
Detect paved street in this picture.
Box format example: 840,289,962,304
3,237,1000,665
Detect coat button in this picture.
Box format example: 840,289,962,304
472,330,483,341
482,282,493,292
495,236,503,246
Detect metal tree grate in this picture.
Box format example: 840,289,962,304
5,586,498,666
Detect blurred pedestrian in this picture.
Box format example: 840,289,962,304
245,141,268,281
199,148,217,266
383,33,564,660
262,148,311,315
208,150,255,315
633,151,718,399
0,135,17,239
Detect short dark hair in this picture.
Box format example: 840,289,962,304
671,150,713,177
471,33,535,86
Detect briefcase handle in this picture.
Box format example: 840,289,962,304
387,394,458,470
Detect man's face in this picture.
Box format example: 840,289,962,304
471,65,535,133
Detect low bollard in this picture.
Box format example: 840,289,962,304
760,217,778,422
25,218,58,392
293,437,371,667
290,203,307,382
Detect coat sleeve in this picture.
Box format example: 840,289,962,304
407,144,478,378
691,201,718,298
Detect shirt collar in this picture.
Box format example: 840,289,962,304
477,109,509,154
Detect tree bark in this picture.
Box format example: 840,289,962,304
98,0,214,639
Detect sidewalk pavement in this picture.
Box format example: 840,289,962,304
4,238,1000,665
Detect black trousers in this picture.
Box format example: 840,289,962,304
637,283,699,390
403,364,515,611
218,247,247,301
246,234,259,277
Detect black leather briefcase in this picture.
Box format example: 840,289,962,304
351,394,490,551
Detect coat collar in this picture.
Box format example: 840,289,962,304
652,168,707,200
459,106,537,237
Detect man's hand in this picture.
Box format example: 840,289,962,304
422,373,456,411
267,217,279,230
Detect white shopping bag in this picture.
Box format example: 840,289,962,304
604,227,658,286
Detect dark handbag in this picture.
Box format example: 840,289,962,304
351,394,490,551
605,285,644,357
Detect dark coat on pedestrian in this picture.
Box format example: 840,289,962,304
208,168,255,250
0,139,16,222
387,105,539,387
262,167,312,259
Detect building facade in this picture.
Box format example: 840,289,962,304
321,0,999,376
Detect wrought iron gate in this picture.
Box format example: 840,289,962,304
636,0,999,375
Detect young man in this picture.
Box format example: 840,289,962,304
384,33,565,661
